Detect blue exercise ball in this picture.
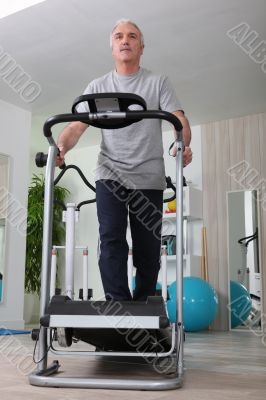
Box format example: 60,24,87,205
167,277,219,332
230,280,252,328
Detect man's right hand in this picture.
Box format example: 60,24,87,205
55,121,88,167
56,146,65,167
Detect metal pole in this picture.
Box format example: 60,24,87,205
37,144,57,371
128,248,133,296
50,247,57,300
65,203,76,299
161,245,168,302
175,137,184,376
83,248,88,300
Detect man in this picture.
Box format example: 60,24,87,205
57,19,192,301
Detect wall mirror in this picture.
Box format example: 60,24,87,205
227,190,262,331
0,154,10,303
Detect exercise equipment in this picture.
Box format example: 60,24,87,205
50,164,96,302
230,280,252,328
167,198,176,212
167,277,219,332
162,235,176,256
237,229,261,327
29,93,184,390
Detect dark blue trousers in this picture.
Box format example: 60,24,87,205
96,180,163,301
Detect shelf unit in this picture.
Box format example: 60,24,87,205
163,186,202,220
162,186,203,282
163,254,202,282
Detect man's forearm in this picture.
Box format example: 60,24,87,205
181,117,191,147
172,111,191,146
57,121,88,154
171,111,192,166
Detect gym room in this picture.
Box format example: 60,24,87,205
0,0,265,398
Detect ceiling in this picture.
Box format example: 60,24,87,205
0,0,266,152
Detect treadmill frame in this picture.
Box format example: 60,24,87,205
29,95,184,390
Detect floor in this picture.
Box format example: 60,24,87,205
0,330,266,399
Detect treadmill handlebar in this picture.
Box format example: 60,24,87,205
43,110,183,139
35,150,66,169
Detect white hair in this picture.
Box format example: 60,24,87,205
110,19,144,48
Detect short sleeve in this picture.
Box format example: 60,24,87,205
159,76,183,113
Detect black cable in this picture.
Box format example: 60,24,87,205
54,164,96,193
245,228,258,247
164,176,176,203
238,228,258,246
164,176,187,203
77,198,96,210
54,164,96,207
168,141,176,157
32,327,56,364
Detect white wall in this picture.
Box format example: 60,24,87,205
0,99,31,329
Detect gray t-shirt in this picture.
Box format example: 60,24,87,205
79,67,182,189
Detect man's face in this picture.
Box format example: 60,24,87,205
111,22,144,64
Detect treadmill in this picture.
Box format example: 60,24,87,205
29,93,184,390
